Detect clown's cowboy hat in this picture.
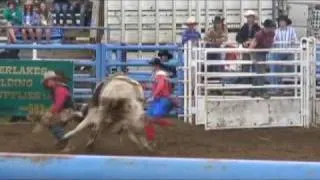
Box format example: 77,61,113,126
158,50,173,60
149,57,164,67
149,57,169,71
149,57,176,76
42,70,70,84
244,10,257,18
185,16,198,25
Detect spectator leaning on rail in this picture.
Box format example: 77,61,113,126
3,0,23,43
249,19,276,99
204,16,228,73
144,57,175,143
37,2,52,42
22,0,41,42
181,16,201,45
236,10,261,86
40,70,76,150
270,15,298,90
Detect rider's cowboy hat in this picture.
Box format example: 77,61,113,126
42,70,69,84
158,50,173,60
185,16,198,25
277,15,292,25
244,10,257,18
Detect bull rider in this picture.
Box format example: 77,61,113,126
40,70,77,150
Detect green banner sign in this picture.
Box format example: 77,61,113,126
0,60,74,116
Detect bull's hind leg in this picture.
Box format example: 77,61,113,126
86,124,102,149
127,130,153,152
138,135,154,152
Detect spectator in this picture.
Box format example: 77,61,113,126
37,2,52,42
158,50,177,78
70,0,89,26
223,43,240,84
204,16,228,72
181,16,201,45
22,0,41,42
3,0,23,43
270,15,298,88
52,0,70,25
249,19,276,99
236,10,261,86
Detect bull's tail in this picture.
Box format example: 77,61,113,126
63,108,99,139
63,116,91,139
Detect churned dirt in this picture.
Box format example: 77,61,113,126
1,119,320,161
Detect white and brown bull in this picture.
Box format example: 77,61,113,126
61,74,153,151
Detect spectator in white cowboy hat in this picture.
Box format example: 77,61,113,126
236,10,261,86
181,16,201,45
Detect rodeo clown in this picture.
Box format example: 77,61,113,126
40,70,77,150
144,57,176,142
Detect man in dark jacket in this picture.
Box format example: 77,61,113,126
236,10,261,86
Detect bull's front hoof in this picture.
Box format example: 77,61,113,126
85,140,96,150
56,139,69,150
145,142,156,152
60,145,75,153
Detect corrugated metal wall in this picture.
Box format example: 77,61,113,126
104,0,274,44
286,0,320,38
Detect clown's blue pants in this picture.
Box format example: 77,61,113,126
147,97,173,118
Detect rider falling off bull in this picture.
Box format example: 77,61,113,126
39,70,78,150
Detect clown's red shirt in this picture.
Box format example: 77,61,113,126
152,70,172,98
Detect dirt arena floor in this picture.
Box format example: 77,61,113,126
1,119,320,161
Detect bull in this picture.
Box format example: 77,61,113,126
61,73,153,151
